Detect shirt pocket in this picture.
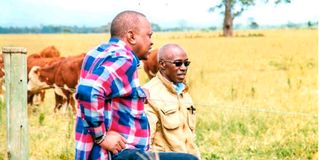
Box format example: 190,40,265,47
186,105,196,131
160,107,181,130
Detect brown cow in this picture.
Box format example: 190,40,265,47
0,54,4,102
0,54,4,78
27,47,61,105
0,46,61,104
27,55,64,75
53,54,85,112
28,53,85,113
142,49,159,79
39,45,60,58
27,55,65,106
27,53,42,59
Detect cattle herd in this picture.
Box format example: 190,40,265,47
0,46,159,114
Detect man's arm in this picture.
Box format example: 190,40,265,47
76,81,108,141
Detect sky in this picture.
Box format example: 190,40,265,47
0,0,318,28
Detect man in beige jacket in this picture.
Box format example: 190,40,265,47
143,43,201,159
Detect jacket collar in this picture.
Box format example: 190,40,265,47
156,72,189,94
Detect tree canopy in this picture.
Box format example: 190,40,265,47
209,0,291,36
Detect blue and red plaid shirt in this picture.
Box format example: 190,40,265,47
75,38,150,159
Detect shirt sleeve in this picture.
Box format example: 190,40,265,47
76,56,135,139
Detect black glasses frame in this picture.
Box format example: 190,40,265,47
163,60,191,67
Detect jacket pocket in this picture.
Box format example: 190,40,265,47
160,107,180,130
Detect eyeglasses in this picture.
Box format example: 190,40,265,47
163,60,191,67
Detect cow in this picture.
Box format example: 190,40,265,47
39,45,60,58
0,54,4,78
28,53,85,113
0,54,4,102
27,53,42,59
141,49,159,79
27,66,52,105
27,48,61,105
0,46,62,104
27,55,65,106
53,54,85,112
27,55,64,76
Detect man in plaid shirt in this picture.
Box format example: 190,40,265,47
75,10,153,159
75,10,198,160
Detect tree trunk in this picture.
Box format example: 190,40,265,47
223,0,233,37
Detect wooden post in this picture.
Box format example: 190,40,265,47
2,47,29,160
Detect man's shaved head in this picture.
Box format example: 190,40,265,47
110,10,146,38
157,44,185,62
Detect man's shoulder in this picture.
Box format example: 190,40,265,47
88,42,132,57
143,76,162,90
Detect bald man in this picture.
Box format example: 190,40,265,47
144,44,201,158
75,11,198,160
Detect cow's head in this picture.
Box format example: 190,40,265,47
27,66,51,91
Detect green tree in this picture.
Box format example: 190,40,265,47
209,0,291,37
151,23,161,32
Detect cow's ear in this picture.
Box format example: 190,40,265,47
127,30,136,45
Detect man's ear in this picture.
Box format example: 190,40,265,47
159,60,166,70
127,30,136,45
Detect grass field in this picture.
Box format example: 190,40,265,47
0,29,318,159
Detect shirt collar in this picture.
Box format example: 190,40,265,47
174,83,186,94
157,72,188,94
109,37,140,67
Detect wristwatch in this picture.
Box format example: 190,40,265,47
94,134,106,144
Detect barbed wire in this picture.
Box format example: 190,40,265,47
146,98,318,119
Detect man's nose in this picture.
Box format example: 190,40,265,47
179,64,187,70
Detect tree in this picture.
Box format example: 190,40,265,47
248,17,259,29
209,0,291,37
151,23,161,32
249,21,259,29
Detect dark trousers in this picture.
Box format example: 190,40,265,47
112,149,199,160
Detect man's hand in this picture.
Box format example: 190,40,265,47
142,88,150,100
99,131,127,154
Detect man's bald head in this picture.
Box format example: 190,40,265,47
110,10,147,38
157,44,186,62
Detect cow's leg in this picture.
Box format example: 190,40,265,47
69,95,76,114
40,89,46,102
54,92,64,113
62,85,77,114
33,92,41,106
63,90,74,114
27,91,34,106
54,85,68,113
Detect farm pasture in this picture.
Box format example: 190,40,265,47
0,29,317,159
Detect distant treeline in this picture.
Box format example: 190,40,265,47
0,25,109,34
0,21,317,34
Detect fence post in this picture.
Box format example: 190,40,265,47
2,47,29,160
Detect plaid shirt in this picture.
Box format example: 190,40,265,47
75,38,150,159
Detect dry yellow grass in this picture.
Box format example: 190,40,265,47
0,29,317,159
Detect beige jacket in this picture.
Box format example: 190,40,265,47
143,72,200,158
